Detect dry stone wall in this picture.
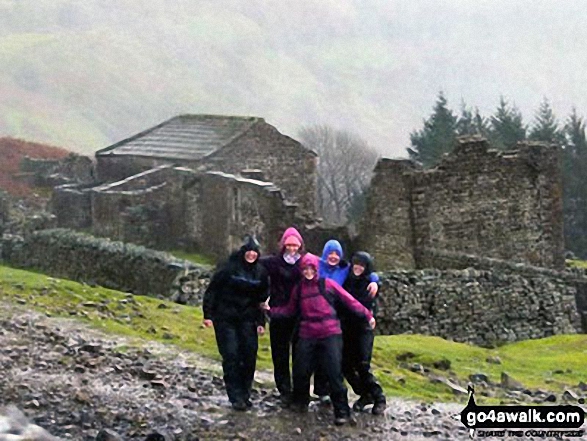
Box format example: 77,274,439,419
1,229,582,346
0,229,210,301
375,269,581,347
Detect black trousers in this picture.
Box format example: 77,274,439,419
214,319,258,403
269,317,297,396
292,334,350,418
342,322,384,402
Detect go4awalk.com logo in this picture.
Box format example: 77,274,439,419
460,385,585,438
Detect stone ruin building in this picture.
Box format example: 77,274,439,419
50,114,346,259
359,137,565,271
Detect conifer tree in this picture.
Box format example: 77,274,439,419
489,96,526,150
408,92,458,167
529,97,565,145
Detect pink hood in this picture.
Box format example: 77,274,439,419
300,253,319,271
279,227,305,252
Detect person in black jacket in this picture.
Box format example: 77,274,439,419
202,235,269,411
341,251,386,415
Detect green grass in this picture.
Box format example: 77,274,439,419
168,250,216,267
567,259,587,269
1,264,586,403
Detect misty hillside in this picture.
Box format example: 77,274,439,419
0,1,585,157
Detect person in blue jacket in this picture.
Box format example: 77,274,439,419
319,239,379,292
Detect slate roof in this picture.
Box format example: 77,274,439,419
96,115,262,161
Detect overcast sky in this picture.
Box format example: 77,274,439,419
1,0,586,158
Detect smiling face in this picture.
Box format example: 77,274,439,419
352,263,366,276
302,265,317,280
327,251,340,266
285,243,300,255
244,250,259,263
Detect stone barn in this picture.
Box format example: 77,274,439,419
94,114,317,215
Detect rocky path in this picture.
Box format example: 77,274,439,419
0,305,537,440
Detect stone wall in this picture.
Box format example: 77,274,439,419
194,171,297,260
21,154,94,187
204,122,317,216
360,138,565,270
375,268,581,347
1,229,582,346
0,229,208,300
95,155,176,184
90,166,195,249
50,184,93,229
358,159,418,268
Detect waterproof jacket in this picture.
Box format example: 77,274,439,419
203,249,269,326
270,254,372,339
260,227,305,308
318,240,379,286
342,252,378,322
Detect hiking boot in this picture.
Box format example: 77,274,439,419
352,394,374,412
279,393,292,408
245,399,253,408
372,400,386,415
318,395,331,406
232,400,247,411
334,416,348,426
290,402,308,413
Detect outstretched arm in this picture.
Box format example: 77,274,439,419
327,279,373,323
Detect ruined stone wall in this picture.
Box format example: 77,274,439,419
0,229,205,299
91,167,196,249
360,139,565,270
195,172,295,260
412,140,564,270
358,159,418,269
95,155,177,183
51,184,93,229
204,122,318,216
21,154,94,187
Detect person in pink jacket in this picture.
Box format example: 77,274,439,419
269,253,375,425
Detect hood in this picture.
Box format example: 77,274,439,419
321,239,343,263
240,234,261,254
350,251,374,276
299,253,320,271
279,227,304,252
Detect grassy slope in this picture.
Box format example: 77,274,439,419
0,264,585,403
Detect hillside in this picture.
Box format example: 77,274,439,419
0,137,70,197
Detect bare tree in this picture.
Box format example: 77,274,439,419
298,125,380,226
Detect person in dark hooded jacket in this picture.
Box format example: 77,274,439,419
202,235,269,411
341,251,386,415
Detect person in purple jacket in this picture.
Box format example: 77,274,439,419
259,227,305,406
269,253,375,426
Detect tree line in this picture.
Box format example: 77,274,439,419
409,92,587,259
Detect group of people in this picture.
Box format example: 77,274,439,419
202,227,386,425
